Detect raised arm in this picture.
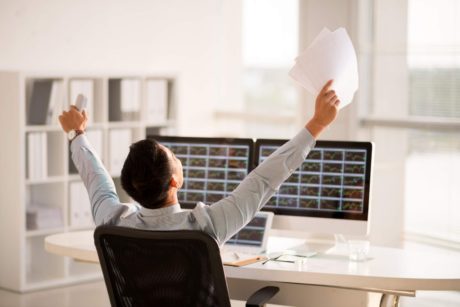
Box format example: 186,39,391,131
194,80,340,245
59,107,124,225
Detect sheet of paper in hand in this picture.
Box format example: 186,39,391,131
289,27,359,109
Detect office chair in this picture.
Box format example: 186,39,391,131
94,226,279,307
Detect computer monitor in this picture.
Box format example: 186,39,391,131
255,139,373,236
150,136,253,209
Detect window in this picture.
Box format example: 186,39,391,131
408,0,460,118
362,0,460,246
405,130,460,243
241,0,299,137
405,0,460,244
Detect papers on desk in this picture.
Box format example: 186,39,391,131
221,251,267,267
289,27,359,109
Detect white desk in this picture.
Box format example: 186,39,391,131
45,231,460,307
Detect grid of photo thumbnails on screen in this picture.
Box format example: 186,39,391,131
155,136,252,207
256,140,370,219
154,136,370,246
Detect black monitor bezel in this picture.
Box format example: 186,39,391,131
149,135,254,209
254,139,373,221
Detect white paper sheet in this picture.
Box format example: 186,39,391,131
289,27,359,109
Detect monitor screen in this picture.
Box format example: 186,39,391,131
150,136,253,209
255,139,373,221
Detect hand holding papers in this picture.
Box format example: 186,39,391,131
289,27,359,109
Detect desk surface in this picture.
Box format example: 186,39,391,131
45,230,460,293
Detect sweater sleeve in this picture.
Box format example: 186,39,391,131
71,135,125,225
191,128,316,245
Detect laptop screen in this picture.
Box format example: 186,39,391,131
226,213,271,247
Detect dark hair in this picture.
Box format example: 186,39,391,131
121,139,172,209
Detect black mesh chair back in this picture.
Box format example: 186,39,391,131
94,226,231,307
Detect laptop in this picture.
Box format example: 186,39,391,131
221,211,274,263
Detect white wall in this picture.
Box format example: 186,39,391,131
0,0,243,136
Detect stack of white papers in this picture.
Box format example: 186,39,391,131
289,27,359,109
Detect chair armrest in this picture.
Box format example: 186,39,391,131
245,286,280,307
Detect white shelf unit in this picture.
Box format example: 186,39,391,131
0,71,176,292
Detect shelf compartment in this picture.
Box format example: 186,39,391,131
26,235,66,284
108,78,142,122
26,78,65,126
68,180,95,228
107,127,143,177
26,131,65,180
26,182,66,231
68,78,105,123
143,78,172,125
